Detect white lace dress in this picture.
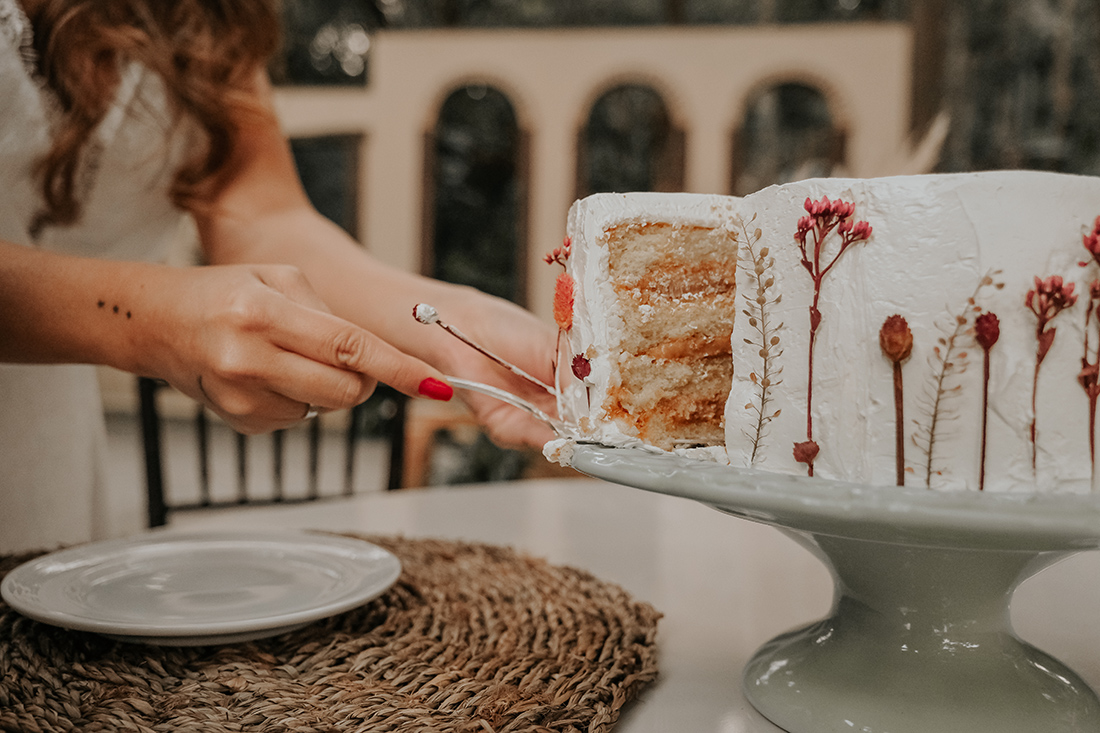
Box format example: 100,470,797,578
0,0,186,552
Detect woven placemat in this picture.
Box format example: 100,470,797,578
0,535,660,733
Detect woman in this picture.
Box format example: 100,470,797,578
0,0,557,552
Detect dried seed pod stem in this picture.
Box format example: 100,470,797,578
737,216,784,464
913,270,1001,489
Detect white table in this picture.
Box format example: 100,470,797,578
168,477,1100,733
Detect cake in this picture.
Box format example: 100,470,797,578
547,171,1100,494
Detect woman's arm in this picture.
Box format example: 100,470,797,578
0,239,456,435
194,75,558,448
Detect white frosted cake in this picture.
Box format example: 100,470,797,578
547,171,1100,494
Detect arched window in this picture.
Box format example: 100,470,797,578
423,85,528,305
731,81,844,196
290,135,361,236
577,84,684,198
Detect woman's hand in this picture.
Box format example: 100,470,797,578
139,262,455,435
183,70,558,445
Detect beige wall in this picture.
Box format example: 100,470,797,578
274,23,914,323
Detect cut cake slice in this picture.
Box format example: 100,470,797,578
555,192,740,450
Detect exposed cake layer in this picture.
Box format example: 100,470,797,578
559,193,739,450
610,352,730,447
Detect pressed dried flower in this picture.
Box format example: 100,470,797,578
879,314,914,364
1080,278,1100,483
544,236,572,267
571,354,592,380
974,311,1000,491
793,196,872,476
547,237,575,383
736,217,783,464
553,273,575,332
913,270,1001,489
879,315,912,486
974,311,1000,352
1083,216,1100,267
793,440,820,466
1027,274,1077,473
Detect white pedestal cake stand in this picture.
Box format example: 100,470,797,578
568,444,1100,733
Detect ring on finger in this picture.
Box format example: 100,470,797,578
303,404,320,421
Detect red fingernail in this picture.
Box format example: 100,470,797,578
418,377,453,401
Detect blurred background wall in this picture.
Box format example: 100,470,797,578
271,0,1100,321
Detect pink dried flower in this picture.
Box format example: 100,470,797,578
793,195,872,476
1026,274,1077,473
544,236,572,268
1027,275,1077,365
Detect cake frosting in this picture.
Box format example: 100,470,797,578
548,171,1100,494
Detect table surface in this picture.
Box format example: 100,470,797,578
167,477,1100,733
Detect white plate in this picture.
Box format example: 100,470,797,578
0,530,401,645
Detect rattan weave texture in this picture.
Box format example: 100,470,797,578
0,534,661,733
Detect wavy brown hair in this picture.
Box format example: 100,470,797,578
28,0,280,229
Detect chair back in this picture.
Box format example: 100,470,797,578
138,377,406,527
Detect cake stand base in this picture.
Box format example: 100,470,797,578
567,446,1100,732
743,532,1100,733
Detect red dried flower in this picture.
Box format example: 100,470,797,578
571,354,591,380
879,314,912,487
974,311,1000,491
553,272,574,331
879,314,913,364
974,312,1000,352
793,440,820,466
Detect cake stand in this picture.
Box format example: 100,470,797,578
568,444,1100,733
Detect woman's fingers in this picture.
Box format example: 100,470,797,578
196,376,314,435
260,293,453,405
163,264,456,434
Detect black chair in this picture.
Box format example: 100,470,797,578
138,377,407,528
